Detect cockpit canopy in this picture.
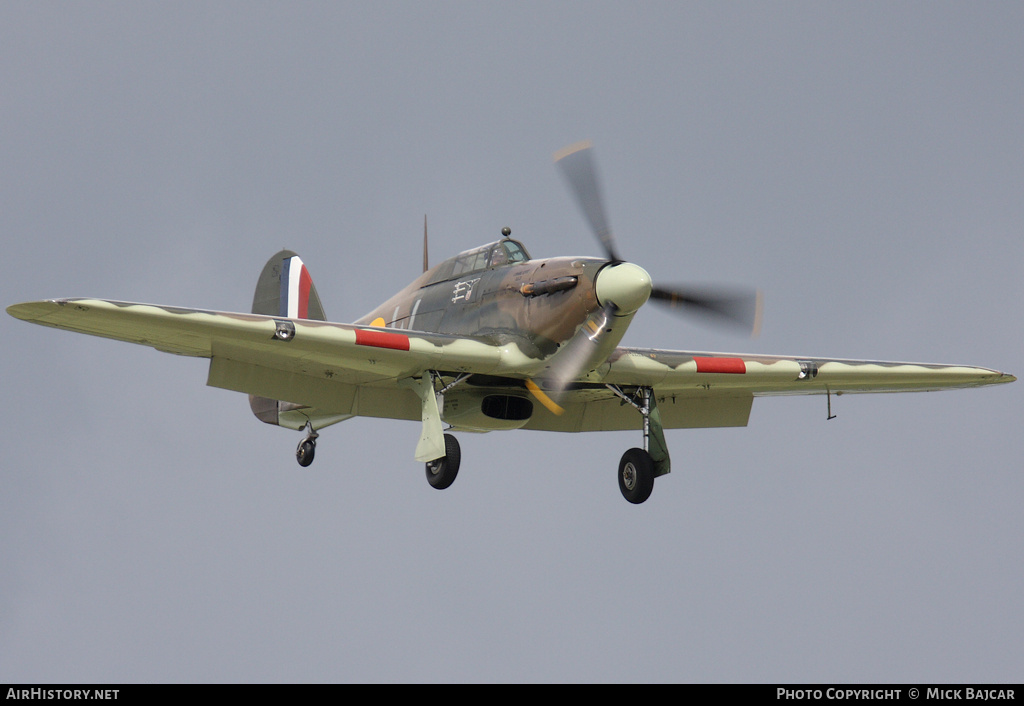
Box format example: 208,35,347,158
426,239,531,284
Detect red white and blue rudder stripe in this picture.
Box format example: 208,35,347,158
279,255,315,319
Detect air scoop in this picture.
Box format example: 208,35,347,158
595,262,653,314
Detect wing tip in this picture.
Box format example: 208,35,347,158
7,299,62,323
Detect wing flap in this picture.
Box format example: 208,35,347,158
207,356,424,423
523,391,753,432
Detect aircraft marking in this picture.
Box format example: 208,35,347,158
694,357,746,374
355,329,411,351
451,278,481,303
408,298,421,330
280,255,313,319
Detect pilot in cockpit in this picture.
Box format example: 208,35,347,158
490,245,507,266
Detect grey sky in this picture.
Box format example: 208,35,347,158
2,2,1021,682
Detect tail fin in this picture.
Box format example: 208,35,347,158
250,250,326,427
251,250,327,320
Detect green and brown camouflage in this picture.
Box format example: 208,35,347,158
354,238,609,361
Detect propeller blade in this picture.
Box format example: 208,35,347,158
542,301,617,395
649,285,764,337
527,301,618,415
553,141,622,262
553,140,765,338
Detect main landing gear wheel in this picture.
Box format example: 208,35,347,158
425,433,461,490
296,438,316,467
618,447,654,504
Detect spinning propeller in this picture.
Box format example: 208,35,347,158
554,140,763,335
528,141,763,415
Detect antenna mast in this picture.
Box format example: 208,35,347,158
422,215,429,273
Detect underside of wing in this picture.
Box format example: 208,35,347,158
519,385,755,432
603,346,1015,396
512,346,1014,433
6,298,534,422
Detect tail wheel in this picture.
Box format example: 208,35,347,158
296,439,316,467
425,433,461,490
618,447,654,504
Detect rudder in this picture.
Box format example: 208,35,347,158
249,250,327,427
251,249,327,321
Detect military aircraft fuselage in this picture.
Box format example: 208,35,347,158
355,238,615,361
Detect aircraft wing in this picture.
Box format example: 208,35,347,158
521,346,1015,433
7,299,1014,436
602,346,1014,395
5,298,535,425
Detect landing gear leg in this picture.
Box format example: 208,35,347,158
425,433,461,490
607,386,671,504
295,422,319,467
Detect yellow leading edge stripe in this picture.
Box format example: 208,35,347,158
525,379,564,416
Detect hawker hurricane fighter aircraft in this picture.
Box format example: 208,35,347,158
7,143,1015,504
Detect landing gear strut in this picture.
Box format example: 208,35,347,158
607,385,671,504
425,433,461,489
295,422,319,467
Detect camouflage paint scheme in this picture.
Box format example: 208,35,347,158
8,238,1014,450
7,138,1015,501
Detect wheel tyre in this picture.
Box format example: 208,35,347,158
296,439,316,467
618,447,654,504
425,433,461,490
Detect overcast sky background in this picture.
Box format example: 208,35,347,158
2,2,1022,683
